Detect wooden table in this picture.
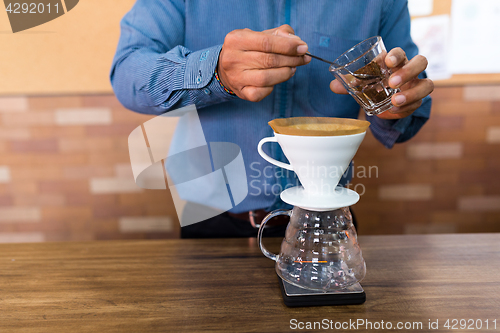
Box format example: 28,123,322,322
0,234,499,332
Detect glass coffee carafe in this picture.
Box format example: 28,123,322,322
257,117,369,293
258,206,366,291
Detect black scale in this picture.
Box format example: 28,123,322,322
277,275,366,307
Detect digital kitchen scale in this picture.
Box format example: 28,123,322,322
277,276,366,307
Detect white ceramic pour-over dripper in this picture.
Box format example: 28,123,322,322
257,131,366,211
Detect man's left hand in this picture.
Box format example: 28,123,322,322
330,48,434,119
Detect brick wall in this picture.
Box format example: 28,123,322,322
0,86,498,242
353,85,500,235
0,95,179,242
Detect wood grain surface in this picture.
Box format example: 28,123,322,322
0,234,499,332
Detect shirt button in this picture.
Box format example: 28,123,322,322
203,88,211,95
196,76,202,84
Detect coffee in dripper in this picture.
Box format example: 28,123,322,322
257,117,369,295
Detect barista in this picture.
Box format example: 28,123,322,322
111,0,434,238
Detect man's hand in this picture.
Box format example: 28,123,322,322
218,25,311,102
330,48,434,119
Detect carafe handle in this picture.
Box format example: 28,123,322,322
257,209,292,261
257,136,293,171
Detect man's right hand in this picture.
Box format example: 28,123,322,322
217,24,310,102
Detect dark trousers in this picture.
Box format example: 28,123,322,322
180,212,287,238
181,210,358,239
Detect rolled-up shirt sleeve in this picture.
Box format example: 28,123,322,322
367,0,432,148
367,93,432,148
109,0,236,115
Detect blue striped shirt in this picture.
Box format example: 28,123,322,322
110,0,431,213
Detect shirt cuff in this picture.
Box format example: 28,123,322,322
184,45,222,89
184,45,238,106
367,94,432,149
188,69,238,108
367,115,405,149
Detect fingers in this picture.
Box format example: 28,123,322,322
225,28,308,56
386,47,407,69
226,67,297,102
238,67,297,102
219,25,309,102
377,78,433,119
377,104,417,119
240,67,297,90
240,86,274,103
329,80,348,94
377,100,421,119
244,51,310,69
389,54,428,89
264,24,296,37
378,50,433,120
391,78,434,108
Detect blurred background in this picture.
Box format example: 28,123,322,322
0,0,498,242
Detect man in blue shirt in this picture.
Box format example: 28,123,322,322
111,0,434,237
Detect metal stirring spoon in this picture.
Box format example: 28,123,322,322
305,52,379,80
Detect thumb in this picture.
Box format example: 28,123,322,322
330,80,348,94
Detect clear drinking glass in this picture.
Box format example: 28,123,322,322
330,36,398,116
258,206,366,291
